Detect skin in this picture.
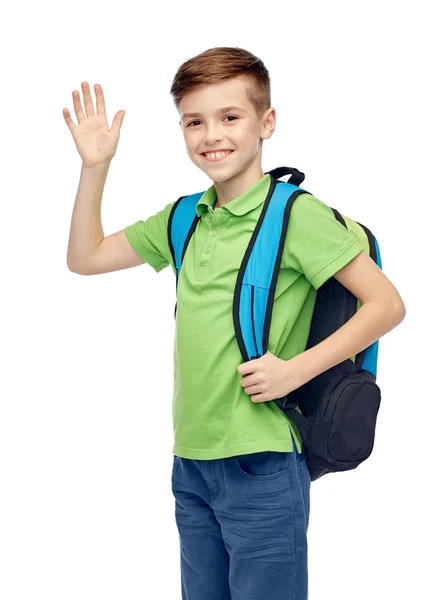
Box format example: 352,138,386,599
178,76,276,208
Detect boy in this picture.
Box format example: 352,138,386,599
65,46,406,600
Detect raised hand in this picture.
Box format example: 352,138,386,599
63,82,125,168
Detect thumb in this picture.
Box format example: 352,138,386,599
111,110,125,134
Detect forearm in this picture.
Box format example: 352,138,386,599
289,301,405,387
67,162,111,271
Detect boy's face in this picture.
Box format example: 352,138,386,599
178,77,275,183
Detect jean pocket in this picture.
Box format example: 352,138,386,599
234,451,291,480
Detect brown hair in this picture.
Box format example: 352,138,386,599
170,46,271,121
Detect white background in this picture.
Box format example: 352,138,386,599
1,0,427,598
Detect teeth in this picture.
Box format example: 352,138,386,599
204,151,231,159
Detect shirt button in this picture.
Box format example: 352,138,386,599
210,230,217,236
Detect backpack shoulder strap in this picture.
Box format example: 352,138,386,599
233,175,310,363
167,191,205,319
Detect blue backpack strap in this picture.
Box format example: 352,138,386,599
167,191,205,319
232,174,309,362
232,174,311,437
354,220,383,376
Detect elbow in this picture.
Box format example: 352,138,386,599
365,298,406,330
387,298,406,328
395,300,406,325
67,263,87,275
391,290,406,324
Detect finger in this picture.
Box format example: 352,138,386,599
94,83,106,117
72,88,86,124
81,81,95,117
251,394,265,403
240,373,258,387
238,358,257,375
111,110,125,133
63,107,77,132
245,383,262,394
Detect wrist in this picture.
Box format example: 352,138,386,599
81,161,111,171
286,352,314,389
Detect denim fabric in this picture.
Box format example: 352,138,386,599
171,437,311,599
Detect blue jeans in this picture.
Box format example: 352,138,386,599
171,436,311,600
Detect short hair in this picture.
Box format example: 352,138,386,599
170,46,271,121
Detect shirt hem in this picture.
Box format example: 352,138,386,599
173,436,303,460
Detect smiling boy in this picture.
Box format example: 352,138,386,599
66,46,406,600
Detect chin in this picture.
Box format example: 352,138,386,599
212,171,240,185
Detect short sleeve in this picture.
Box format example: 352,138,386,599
124,201,176,273
284,193,364,290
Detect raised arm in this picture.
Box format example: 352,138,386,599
64,82,141,275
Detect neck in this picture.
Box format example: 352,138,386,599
212,156,265,208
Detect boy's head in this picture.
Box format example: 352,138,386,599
170,47,275,186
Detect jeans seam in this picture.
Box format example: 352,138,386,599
289,463,297,599
298,466,308,532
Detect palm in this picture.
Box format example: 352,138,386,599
73,114,117,166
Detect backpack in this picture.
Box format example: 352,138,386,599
167,166,382,482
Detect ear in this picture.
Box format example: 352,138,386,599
261,107,276,140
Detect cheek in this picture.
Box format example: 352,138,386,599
185,137,201,156
235,128,258,146
184,139,196,155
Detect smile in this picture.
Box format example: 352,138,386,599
201,150,234,162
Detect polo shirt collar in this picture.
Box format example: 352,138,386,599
195,173,272,218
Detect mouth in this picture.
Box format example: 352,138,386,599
200,150,235,163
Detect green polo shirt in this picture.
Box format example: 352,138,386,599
125,173,364,459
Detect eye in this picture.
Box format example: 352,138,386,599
186,115,238,127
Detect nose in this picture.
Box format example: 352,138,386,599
203,124,223,146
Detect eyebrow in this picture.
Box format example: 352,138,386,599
181,105,248,120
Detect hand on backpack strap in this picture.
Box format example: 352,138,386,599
237,350,304,403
